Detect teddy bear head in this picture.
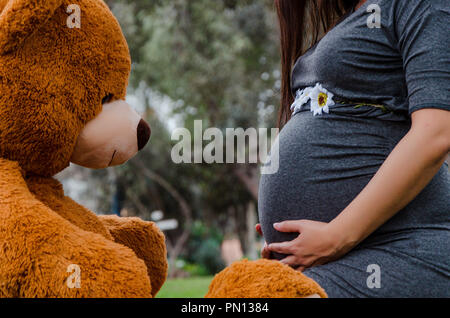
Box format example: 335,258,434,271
0,0,151,177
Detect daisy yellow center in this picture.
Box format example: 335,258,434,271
318,93,327,107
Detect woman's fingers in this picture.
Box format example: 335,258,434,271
256,224,271,259
280,257,309,271
261,242,271,259
255,223,263,236
268,241,293,254
280,255,310,270
279,255,297,266
296,266,306,272
273,220,303,233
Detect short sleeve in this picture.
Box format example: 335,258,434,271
394,0,450,114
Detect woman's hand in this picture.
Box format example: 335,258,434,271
255,224,271,259
267,220,355,271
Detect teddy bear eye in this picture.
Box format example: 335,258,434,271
102,93,114,104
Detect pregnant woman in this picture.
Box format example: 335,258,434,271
207,0,449,298
258,0,450,297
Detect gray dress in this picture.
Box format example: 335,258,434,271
258,0,450,297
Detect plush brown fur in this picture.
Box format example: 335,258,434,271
206,259,327,298
99,215,168,297
0,0,130,176
0,0,167,297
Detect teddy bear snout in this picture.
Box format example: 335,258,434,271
70,100,150,169
137,119,151,151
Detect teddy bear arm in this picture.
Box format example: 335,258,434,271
0,166,152,297
1,205,153,297
98,215,168,297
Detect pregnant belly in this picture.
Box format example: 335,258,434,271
258,111,410,258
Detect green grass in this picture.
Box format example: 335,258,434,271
156,276,214,298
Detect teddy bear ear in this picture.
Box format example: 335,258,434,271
0,0,64,55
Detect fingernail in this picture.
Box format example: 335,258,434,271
273,223,279,229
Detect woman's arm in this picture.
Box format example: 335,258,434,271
268,108,450,270
329,108,449,245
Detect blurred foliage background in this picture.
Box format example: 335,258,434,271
58,0,281,295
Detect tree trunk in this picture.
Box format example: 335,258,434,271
245,201,258,260
132,158,193,277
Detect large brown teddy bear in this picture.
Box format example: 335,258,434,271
0,0,167,297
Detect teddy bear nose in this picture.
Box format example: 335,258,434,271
137,119,151,151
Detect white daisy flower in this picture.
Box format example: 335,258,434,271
309,83,335,116
291,87,313,115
